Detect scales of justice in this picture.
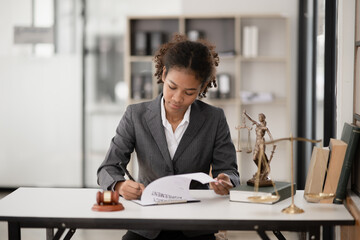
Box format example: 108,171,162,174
236,110,333,214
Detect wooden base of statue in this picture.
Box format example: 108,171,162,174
92,203,124,212
247,177,273,187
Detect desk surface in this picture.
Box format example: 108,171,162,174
0,187,354,231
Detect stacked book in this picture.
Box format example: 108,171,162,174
230,181,294,204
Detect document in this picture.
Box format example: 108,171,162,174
133,172,216,206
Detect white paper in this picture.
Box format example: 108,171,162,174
133,172,216,206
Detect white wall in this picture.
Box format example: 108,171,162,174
0,0,83,187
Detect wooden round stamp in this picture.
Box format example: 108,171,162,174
92,191,124,212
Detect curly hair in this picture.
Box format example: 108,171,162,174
153,33,219,98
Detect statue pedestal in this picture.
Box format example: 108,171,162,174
247,177,273,187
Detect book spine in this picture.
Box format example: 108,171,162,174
242,26,251,57
218,74,231,99
333,129,360,204
250,26,258,57
278,183,295,202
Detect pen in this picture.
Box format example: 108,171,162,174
119,163,135,181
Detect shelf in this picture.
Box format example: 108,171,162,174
185,17,235,54
128,98,155,105
126,15,291,166
240,97,287,106
129,18,180,56
240,56,287,62
202,98,238,105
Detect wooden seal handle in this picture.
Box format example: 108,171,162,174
96,191,119,205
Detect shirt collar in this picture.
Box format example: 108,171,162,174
161,97,191,127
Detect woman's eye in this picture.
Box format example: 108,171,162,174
168,85,176,90
185,92,195,96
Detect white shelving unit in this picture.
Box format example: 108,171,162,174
126,15,291,183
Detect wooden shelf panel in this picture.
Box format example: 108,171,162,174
240,56,287,62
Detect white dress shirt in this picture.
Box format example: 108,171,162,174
161,97,191,160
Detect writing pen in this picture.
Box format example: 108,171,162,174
119,163,135,181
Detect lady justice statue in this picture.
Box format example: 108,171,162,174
243,110,276,186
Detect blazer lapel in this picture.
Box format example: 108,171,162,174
145,96,173,169
172,100,205,162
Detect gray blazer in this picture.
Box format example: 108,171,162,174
97,94,240,238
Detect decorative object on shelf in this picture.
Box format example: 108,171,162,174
208,83,219,99
242,110,276,187
265,136,322,214
92,191,124,212
134,31,148,55
187,30,204,41
218,73,231,99
133,31,166,56
131,73,153,100
150,32,165,55
240,91,274,104
132,74,143,99
242,26,258,57
142,74,153,99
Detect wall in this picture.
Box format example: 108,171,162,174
0,0,83,187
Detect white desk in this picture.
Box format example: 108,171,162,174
0,187,354,240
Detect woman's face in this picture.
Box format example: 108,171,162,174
162,67,203,117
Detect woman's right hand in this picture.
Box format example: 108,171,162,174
115,180,145,200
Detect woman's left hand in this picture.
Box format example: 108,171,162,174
210,173,233,195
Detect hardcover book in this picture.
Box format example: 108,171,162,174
304,146,330,197
320,138,348,203
333,123,360,204
229,181,295,204
134,31,148,55
149,32,165,55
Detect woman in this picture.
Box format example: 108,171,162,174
97,34,240,240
